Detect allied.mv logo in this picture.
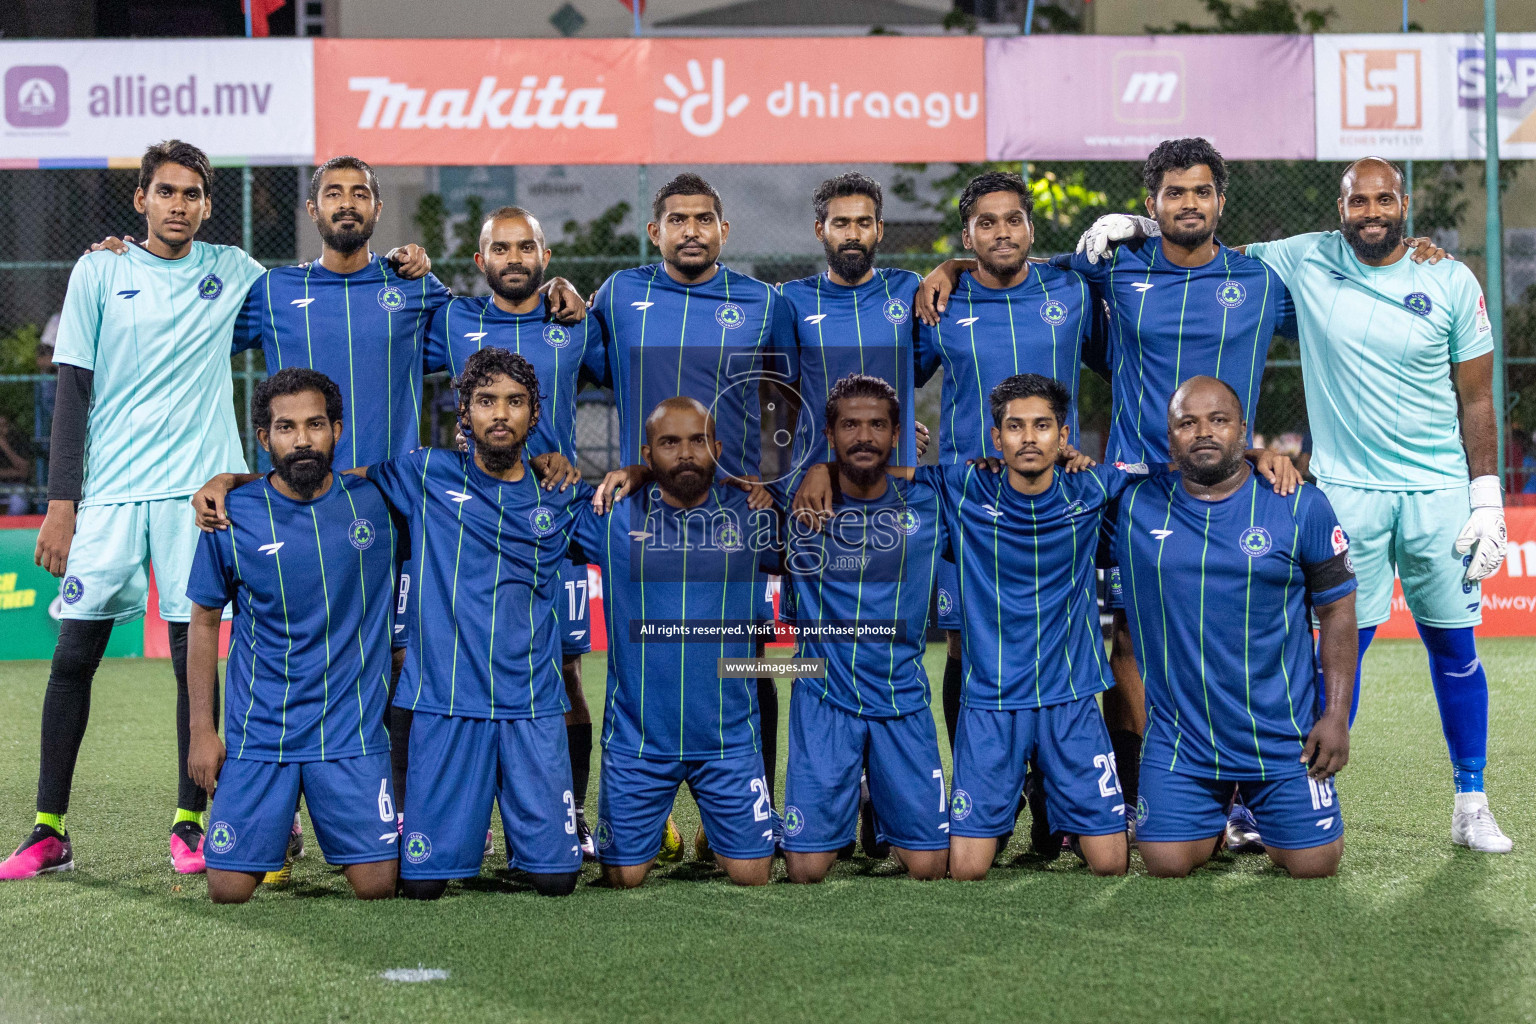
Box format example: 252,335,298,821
349,518,376,550
528,507,557,537
715,302,745,329
377,286,406,313
1216,281,1247,308
653,58,748,138
404,832,432,864
543,323,572,349
1404,292,1433,317
197,274,223,301
883,297,910,325
1239,526,1273,558
1039,299,1068,326
208,821,237,855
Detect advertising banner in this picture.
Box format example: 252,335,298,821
314,37,985,165
1314,33,1536,160
0,39,314,168
1377,507,1536,639
0,519,141,660
986,35,1315,161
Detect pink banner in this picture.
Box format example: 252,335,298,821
986,35,1315,161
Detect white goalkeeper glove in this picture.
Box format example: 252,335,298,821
1455,475,1507,583
1075,214,1159,264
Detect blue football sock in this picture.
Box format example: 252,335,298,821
1416,623,1489,793
1319,625,1375,727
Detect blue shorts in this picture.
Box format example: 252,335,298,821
595,749,775,866
1135,762,1344,850
204,752,397,873
558,561,594,658
400,711,580,878
782,687,948,853
934,559,960,631
950,697,1125,839
392,562,413,650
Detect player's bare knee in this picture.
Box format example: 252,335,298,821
207,870,259,904
895,849,948,881
1271,840,1342,879
1079,835,1129,876
1137,842,1204,878
602,863,650,889
720,855,771,886
345,861,398,900
945,630,962,659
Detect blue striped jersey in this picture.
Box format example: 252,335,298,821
425,295,605,461
590,263,795,481
783,477,945,718
569,482,778,761
53,242,264,505
232,255,451,469
1052,240,1290,467
915,264,1094,464
915,463,1134,709
370,449,592,721
777,269,921,470
185,473,400,762
1115,470,1357,780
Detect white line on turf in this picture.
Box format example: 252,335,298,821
381,967,450,982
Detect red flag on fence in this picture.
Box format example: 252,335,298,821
244,0,286,37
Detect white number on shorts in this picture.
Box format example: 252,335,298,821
1308,777,1335,810
396,574,411,615
933,768,946,813
563,790,577,834
750,776,772,821
565,578,588,620
377,778,394,822
1094,753,1123,798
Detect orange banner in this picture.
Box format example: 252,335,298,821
313,37,985,165
1377,506,1536,638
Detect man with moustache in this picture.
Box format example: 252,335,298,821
1119,377,1357,878
778,374,949,883
426,206,607,859
568,398,779,888
183,369,403,903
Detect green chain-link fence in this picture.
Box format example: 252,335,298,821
2,158,1533,512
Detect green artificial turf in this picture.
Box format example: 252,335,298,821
1,639,1534,1024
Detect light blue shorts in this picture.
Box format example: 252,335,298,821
62,497,200,623
1320,481,1479,629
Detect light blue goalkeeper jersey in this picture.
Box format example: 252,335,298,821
53,242,264,506
1244,232,1493,491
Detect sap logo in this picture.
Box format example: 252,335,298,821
631,301,654,311
654,58,749,138
1131,282,1154,293
464,332,487,342
1341,50,1420,130
1455,50,1536,109
117,290,140,299
349,76,617,131
290,297,315,308
1150,528,1173,541
957,316,979,327
803,314,828,325
1113,51,1184,124
445,490,473,504
258,541,284,556
979,504,1004,519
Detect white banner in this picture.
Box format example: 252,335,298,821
0,39,314,167
1315,33,1536,160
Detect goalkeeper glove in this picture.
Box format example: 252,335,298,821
1075,214,1159,264
1455,475,1507,583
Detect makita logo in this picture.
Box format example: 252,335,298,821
349,75,617,130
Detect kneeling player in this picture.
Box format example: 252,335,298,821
780,375,948,882
574,399,778,888
1121,378,1355,879
185,369,400,902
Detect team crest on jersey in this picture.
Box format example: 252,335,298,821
1108,566,1123,599
895,507,921,536
404,832,431,864
1239,526,1273,558
883,297,910,325
1134,796,1149,828
594,818,613,849
784,805,806,837
1216,281,1246,308
543,323,572,349
1404,292,1433,317
528,507,558,537
1065,499,1088,517
1039,299,1069,326
377,286,406,313
196,273,223,301
62,576,84,604
716,522,745,553
950,789,973,820
714,302,746,329
208,821,237,855
936,588,954,618
349,518,376,550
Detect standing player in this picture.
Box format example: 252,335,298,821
426,206,606,857
1237,158,1511,852
1121,377,1357,878
779,375,949,882
590,173,795,847
184,369,401,902
2,141,268,880
571,398,778,888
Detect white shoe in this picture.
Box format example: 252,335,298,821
1452,795,1513,854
